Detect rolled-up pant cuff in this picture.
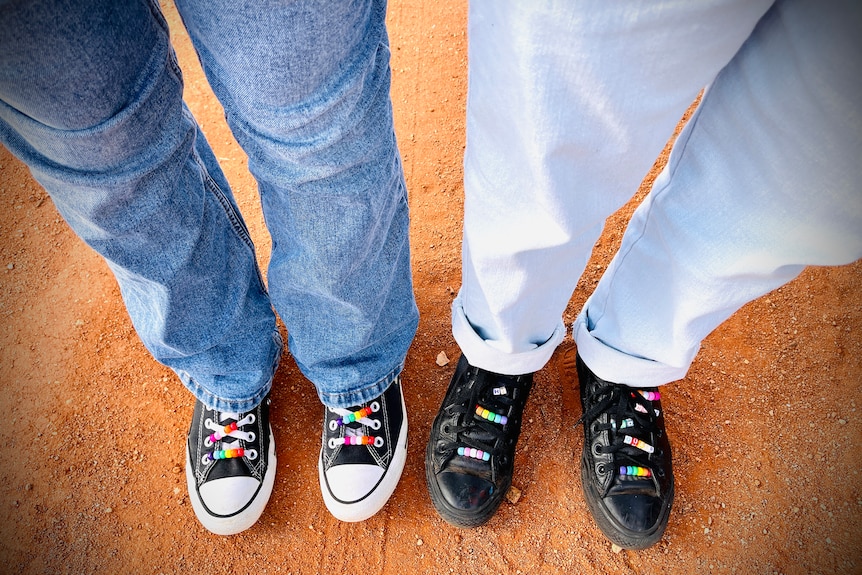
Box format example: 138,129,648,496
573,310,689,388
452,297,565,376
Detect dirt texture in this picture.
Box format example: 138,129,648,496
1,1,861,574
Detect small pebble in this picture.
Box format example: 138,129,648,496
436,351,450,367
416,539,423,546
506,485,522,504
6,263,13,270
611,544,623,554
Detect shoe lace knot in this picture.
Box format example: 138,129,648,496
201,410,258,465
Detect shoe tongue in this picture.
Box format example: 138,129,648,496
608,473,658,496
445,451,493,481
332,441,379,466
207,451,253,481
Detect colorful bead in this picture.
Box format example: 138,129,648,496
475,404,508,425
329,435,384,448
639,390,661,401
457,446,491,461
619,465,651,477
207,421,239,444
492,386,507,396
335,405,375,427
623,435,655,453
207,447,245,461
615,418,634,430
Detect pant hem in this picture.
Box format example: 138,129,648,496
178,330,283,412
573,310,688,387
451,297,564,375
317,363,404,409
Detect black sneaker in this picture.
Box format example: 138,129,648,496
318,377,407,522
185,395,276,535
425,355,533,527
576,353,674,549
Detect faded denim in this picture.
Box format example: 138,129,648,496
0,0,419,411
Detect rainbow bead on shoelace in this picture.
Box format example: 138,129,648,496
613,389,661,479
328,434,384,448
619,465,652,477
207,421,238,445
633,390,662,416
334,405,373,427
475,404,508,425
458,446,491,461
455,405,508,461
202,412,258,464
205,447,246,461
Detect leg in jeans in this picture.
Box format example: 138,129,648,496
575,0,862,385
0,0,281,535
175,0,419,409
0,0,280,413
0,0,417,531
174,0,418,522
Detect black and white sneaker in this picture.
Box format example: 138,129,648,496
425,355,533,527
318,377,407,522
186,395,276,535
576,354,674,549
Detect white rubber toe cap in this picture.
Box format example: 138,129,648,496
198,476,261,516
324,464,385,503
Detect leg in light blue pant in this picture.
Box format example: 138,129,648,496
454,0,862,383
428,0,862,547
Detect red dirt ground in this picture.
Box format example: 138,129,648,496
1,1,860,573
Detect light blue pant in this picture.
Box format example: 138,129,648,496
0,0,419,411
455,0,862,383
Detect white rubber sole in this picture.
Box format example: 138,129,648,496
319,394,408,522
186,429,276,536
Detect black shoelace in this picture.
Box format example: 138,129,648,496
440,369,528,465
576,384,664,480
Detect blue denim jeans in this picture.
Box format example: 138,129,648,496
0,0,419,411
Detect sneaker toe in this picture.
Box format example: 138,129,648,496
199,476,262,516
436,470,495,511
325,464,384,503
604,493,666,532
